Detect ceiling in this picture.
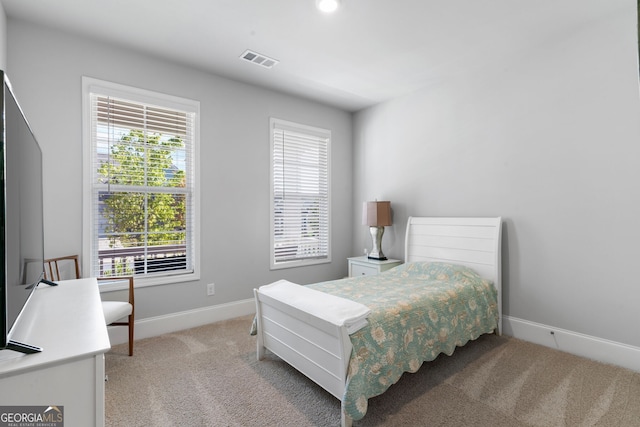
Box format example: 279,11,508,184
0,0,617,112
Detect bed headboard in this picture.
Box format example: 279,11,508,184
404,216,503,333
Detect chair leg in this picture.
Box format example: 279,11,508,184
128,314,134,356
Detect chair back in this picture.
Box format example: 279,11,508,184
44,255,81,281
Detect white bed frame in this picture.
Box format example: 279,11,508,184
253,216,502,427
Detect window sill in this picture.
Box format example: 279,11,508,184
98,270,199,292
270,257,331,271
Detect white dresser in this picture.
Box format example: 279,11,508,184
0,278,110,427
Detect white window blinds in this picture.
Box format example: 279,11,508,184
270,118,331,268
86,85,198,280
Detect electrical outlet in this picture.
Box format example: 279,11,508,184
207,283,215,296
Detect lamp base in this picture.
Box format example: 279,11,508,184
368,226,387,260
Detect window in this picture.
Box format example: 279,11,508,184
82,78,200,287
270,118,331,269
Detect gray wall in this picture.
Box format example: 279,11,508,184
5,19,353,320
352,0,640,347
0,2,5,70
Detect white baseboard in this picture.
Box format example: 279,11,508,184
503,315,640,373
107,298,256,346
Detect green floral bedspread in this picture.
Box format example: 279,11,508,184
308,262,499,421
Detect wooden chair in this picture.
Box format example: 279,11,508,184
44,255,135,356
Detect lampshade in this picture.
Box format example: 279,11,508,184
362,201,392,227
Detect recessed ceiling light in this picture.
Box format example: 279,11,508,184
316,0,341,13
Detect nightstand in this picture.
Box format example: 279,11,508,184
348,256,403,277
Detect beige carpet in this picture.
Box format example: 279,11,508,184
105,315,640,426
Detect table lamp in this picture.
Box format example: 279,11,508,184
362,201,392,260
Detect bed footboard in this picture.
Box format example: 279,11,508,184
253,288,352,404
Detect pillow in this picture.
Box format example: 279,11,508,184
390,261,483,281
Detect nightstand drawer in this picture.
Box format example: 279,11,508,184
348,256,402,277
351,263,378,277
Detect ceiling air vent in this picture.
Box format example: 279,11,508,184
240,49,279,69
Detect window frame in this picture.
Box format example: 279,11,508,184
82,77,200,290
270,117,331,270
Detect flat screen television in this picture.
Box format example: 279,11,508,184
0,70,48,354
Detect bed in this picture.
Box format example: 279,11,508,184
253,216,502,426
